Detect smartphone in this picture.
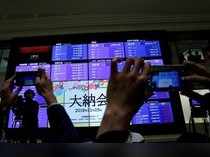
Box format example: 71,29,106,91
150,65,184,90
15,71,38,86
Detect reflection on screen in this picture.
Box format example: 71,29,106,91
8,86,48,128
88,42,125,59
132,101,174,124
125,40,161,57
52,43,87,61
19,86,46,104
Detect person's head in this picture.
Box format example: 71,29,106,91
17,95,23,102
24,89,35,100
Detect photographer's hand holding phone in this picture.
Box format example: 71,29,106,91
35,69,57,106
182,62,210,88
0,75,22,111
181,61,210,105
97,58,151,138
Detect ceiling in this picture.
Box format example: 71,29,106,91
1,0,210,16
0,0,210,39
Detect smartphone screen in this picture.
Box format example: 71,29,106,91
151,66,183,90
15,72,37,86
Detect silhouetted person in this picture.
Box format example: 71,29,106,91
1,61,151,143
35,59,151,142
0,77,22,142
22,89,39,142
22,89,39,129
11,95,24,128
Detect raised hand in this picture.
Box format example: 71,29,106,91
181,61,210,108
97,58,151,137
0,75,21,110
35,69,57,106
183,61,210,87
107,58,151,116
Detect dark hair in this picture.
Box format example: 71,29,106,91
24,89,35,98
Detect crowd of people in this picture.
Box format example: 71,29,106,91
0,57,210,143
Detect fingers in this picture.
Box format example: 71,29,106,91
184,61,210,77
8,74,16,82
4,74,16,85
38,68,47,79
182,75,210,83
121,58,151,77
137,63,151,81
35,76,44,95
122,58,146,74
35,76,41,85
122,58,134,73
133,59,144,74
111,58,120,77
133,63,151,93
142,63,151,76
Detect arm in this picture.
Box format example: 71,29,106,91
35,70,79,142
47,105,78,142
96,58,151,142
182,62,210,108
0,76,22,132
0,76,21,112
183,62,210,88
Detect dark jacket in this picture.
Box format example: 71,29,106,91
47,105,79,142
47,104,129,143
22,99,39,129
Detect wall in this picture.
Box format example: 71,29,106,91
1,0,210,40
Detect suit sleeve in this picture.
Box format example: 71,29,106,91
47,104,80,142
95,130,129,143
